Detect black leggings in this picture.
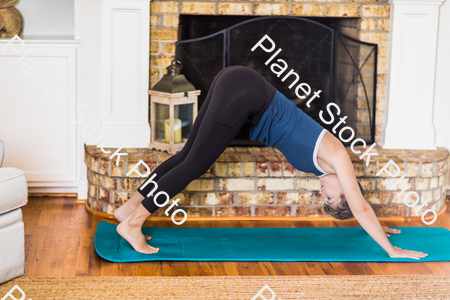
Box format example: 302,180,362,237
138,65,277,213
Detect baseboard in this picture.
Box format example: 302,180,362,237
29,193,78,198
28,187,79,194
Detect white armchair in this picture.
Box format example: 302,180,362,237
0,139,28,284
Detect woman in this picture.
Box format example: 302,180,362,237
113,65,428,260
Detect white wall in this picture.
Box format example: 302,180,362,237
75,0,104,199
15,0,74,37
0,0,149,199
433,0,450,192
0,40,79,193
75,0,151,200
381,0,444,150
433,0,450,148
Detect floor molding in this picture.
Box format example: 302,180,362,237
29,193,78,198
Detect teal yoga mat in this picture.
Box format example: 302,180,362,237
94,221,450,262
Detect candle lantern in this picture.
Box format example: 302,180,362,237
148,59,200,154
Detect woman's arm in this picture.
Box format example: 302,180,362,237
318,132,428,259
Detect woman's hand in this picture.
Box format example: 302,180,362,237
382,227,401,237
387,246,428,260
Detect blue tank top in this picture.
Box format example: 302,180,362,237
249,89,329,177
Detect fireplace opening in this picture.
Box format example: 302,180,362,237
175,15,377,147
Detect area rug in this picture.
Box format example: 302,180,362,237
94,221,450,262
1,275,449,299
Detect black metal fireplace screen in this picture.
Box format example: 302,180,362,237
175,16,377,147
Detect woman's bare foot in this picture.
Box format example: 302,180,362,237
114,191,152,240
117,221,159,254
116,203,159,254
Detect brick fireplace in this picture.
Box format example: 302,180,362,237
149,0,390,144
83,0,449,220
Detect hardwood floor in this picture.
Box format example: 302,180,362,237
22,196,450,276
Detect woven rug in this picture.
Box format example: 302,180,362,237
1,275,449,299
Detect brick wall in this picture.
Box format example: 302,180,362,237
84,145,449,218
150,0,390,143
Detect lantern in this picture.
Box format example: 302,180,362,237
148,59,200,154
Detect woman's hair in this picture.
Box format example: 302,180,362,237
323,181,364,220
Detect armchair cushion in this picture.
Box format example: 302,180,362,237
0,168,28,215
0,139,5,168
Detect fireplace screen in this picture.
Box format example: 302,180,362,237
175,16,377,146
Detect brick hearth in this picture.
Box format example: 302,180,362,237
84,144,448,219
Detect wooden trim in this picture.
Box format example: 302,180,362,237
29,193,78,197
82,200,447,223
